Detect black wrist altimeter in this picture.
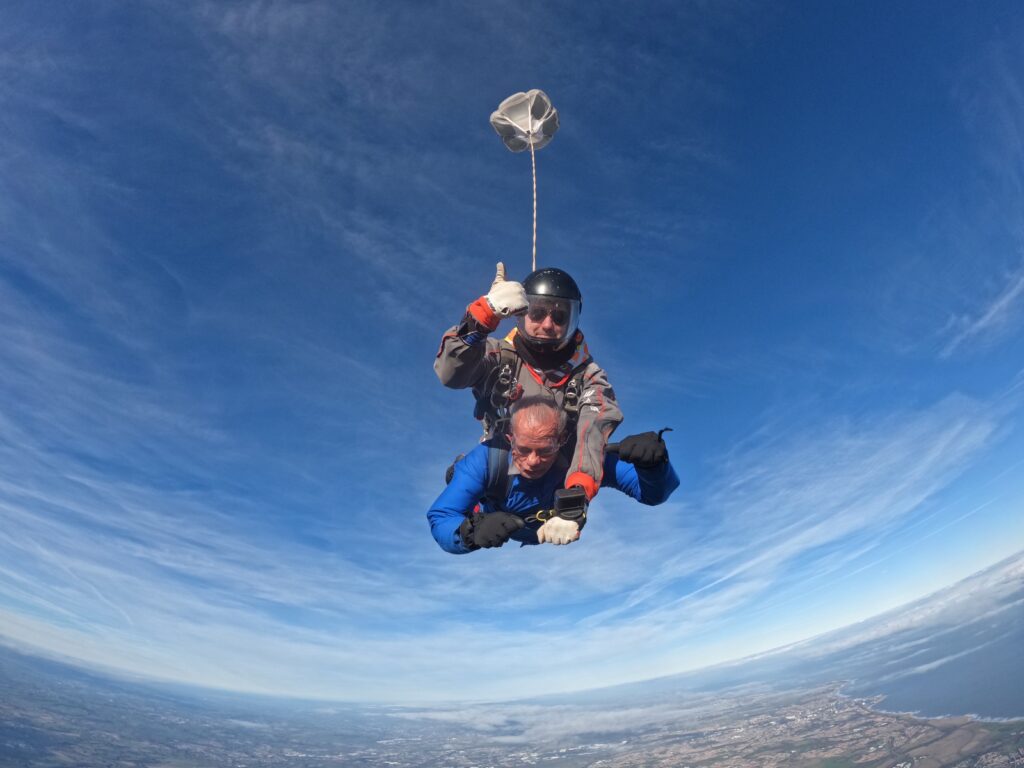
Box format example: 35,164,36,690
553,487,588,531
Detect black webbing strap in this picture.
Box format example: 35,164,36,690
482,435,511,510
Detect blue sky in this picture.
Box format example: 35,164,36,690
1,0,1023,703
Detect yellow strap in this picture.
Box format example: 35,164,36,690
525,508,558,524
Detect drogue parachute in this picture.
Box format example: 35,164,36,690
489,90,560,152
490,90,560,271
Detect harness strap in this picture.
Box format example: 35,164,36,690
444,439,511,514
476,344,523,438
482,436,511,510
525,504,587,532
525,507,558,524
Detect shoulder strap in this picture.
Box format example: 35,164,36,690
482,436,511,510
497,341,520,382
473,341,521,430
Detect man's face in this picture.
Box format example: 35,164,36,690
509,416,563,479
522,298,569,342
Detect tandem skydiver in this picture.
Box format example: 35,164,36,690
427,397,678,553
434,263,623,521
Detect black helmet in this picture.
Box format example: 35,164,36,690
522,268,582,306
516,267,582,350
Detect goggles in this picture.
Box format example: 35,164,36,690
526,305,569,325
517,296,581,350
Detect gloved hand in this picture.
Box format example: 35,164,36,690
486,262,528,319
537,516,580,545
467,263,528,332
616,431,668,468
459,511,525,549
544,486,588,545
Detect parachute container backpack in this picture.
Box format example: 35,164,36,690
489,90,559,272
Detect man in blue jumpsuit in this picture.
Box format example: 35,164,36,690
428,397,679,554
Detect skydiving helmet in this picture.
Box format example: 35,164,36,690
516,267,582,350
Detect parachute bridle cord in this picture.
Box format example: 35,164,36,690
529,134,538,272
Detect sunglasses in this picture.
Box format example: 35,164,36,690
526,305,569,325
509,441,561,459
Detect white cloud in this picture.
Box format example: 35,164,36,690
941,260,1024,357
0,331,1008,700
937,40,1024,357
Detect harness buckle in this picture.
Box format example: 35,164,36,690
490,363,517,410
563,376,582,415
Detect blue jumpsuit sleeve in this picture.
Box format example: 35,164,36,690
427,446,489,554
601,453,680,506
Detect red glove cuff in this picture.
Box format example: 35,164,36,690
566,472,599,501
467,296,500,331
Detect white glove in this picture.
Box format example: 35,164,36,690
536,516,580,545
485,262,528,318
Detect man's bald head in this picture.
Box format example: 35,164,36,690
509,396,567,440
507,396,567,479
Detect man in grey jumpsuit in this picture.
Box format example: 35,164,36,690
434,263,623,506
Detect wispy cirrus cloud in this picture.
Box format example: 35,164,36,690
866,28,1024,362
0,360,1006,701
936,38,1024,357
941,258,1024,357
580,394,1001,624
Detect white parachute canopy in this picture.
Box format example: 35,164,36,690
489,90,559,152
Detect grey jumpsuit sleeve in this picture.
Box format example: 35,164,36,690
564,360,623,498
434,321,501,390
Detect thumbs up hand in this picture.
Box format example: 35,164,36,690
485,262,528,319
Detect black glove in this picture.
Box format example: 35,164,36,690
459,511,525,549
617,431,669,468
